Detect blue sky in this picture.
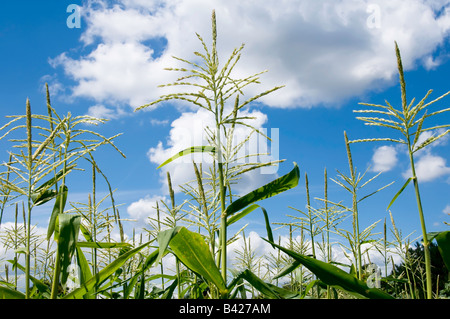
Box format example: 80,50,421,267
1,0,450,251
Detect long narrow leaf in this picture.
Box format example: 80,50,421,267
0,287,25,299
387,177,412,210
224,163,300,217
58,214,81,286
157,146,216,169
168,227,227,295
427,231,450,271
76,242,132,249
64,241,151,299
75,247,94,299
155,226,183,266
262,238,393,299
47,185,68,240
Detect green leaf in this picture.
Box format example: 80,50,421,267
47,185,68,240
226,204,259,226
155,226,183,266
31,188,57,206
224,163,300,217
427,231,450,271
157,146,216,169
64,241,151,299
57,214,81,286
8,259,50,297
273,260,301,280
0,287,25,299
31,165,75,206
168,227,227,295
387,177,412,210
262,238,394,299
79,224,93,242
76,242,132,249
124,249,162,299
226,205,274,243
228,269,281,299
75,247,94,299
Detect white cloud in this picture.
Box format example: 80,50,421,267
50,0,450,109
126,195,167,226
86,104,126,119
371,145,398,172
147,107,281,196
403,153,450,182
443,204,450,215
150,118,169,126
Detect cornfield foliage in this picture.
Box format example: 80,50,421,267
0,11,449,300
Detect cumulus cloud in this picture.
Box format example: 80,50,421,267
443,205,450,216
49,0,450,109
409,153,450,182
126,195,167,226
86,104,127,119
400,129,450,182
371,145,398,172
147,107,281,196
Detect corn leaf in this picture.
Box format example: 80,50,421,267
0,287,25,299
427,231,450,271
387,177,412,210
168,227,227,295
157,146,216,169
64,241,151,299
58,214,81,286
75,247,94,299
226,204,274,243
76,242,132,249
155,226,183,265
262,238,394,299
224,163,300,217
47,185,68,240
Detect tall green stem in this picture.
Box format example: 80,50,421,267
407,142,432,299
50,119,70,299
344,132,362,279
25,99,32,299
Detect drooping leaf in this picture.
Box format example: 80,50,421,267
75,247,94,299
387,177,412,210
57,214,81,286
124,249,162,299
47,185,68,240
226,204,274,244
76,242,132,249
31,188,57,207
0,287,25,299
273,260,302,280
262,238,393,299
427,231,450,271
8,259,50,297
157,146,216,169
64,241,151,299
168,227,227,295
228,269,281,299
155,226,183,265
31,165,75,206
224,163,300,217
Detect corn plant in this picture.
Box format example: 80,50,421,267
328,132,392,280
0,85,128,299
351,42,450,298
135,10,298,298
